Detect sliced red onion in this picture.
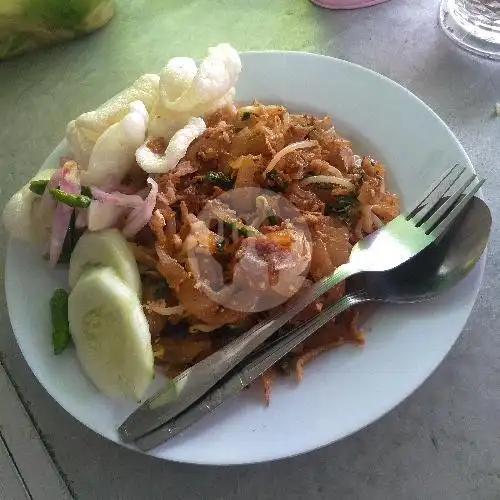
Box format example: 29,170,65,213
49,164,80,267
91,187,144,208
59,163,80,195
117,184,139,195
49,204,73,267
122,178,158,238
38,168,63,220
75,208,89,229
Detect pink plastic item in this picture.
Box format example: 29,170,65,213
309,0,390,9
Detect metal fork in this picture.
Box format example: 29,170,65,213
119,164,484,443
131,195,490,451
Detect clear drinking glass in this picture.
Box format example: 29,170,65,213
439,0,500,59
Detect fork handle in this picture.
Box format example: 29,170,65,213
119,263,358,442
134,292,366,451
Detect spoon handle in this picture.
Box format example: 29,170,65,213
119,263,358,442
134,292,366,451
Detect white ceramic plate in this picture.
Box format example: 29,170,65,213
5,52,485,465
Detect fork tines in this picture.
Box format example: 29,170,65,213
405,164,485,239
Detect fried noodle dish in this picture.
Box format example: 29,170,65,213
133,102,399,403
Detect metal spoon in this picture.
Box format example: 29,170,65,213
133,196,491,451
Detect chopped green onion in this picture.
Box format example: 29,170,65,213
216,238,226,253
50,289,71,355
154,281,169,299
267,213,278,226
204,171,234,190
266,169,287,192
223,220,257,238
49,188,91,208
325,195,358,221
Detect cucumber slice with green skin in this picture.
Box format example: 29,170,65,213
68,267,153,400
69,228,141,297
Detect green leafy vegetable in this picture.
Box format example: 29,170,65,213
266,170,287,193
50,288,71,355
154,281,169,299
215,238,226,253
223,220,257,238
241,111,251,121
266,213,278,226
49,188,92,208
204,171,234,190
325,195,358,218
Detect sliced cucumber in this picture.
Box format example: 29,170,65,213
69,228,141,296
68,267,154,400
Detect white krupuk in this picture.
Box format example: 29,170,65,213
66,74,160,167
136,116,206,174
148,44,240,139
159,43,241,113
81,100,148,187
159,57,198,103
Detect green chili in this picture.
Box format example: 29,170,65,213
50,289,71,355
30,180,92,199
81,186,92,198
49,188,91,208
29,179,49,195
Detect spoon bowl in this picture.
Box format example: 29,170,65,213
351,197,491,303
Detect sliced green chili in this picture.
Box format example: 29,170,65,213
30,180,92,199
29,179,49,195
49,188,91,208
50,289,71,355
